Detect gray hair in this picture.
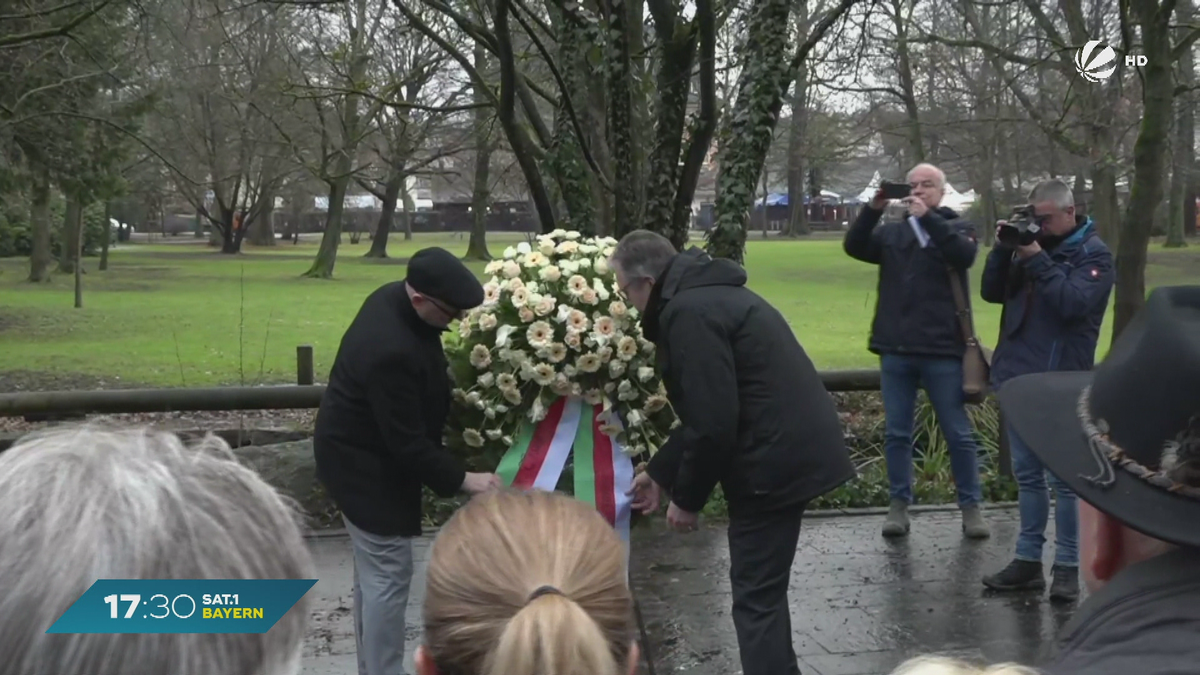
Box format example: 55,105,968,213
907,163,946,188
609,229,677,281
0,424,315,675
1028,179,1075,211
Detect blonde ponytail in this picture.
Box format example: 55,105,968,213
421,490,634,675
484,593,620,675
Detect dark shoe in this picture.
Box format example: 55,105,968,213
961,506,991,539
982,559,1045,591
882,499,910,537
1049,565,1080,603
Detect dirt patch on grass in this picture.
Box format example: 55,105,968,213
0,313,22,334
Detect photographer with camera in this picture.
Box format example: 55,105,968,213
980,179,1114,602
844,163,990,540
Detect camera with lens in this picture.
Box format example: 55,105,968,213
998,205,1043,247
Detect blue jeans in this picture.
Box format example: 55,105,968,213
1009,425,1079,566
880,354,983,507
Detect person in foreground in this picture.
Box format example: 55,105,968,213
843,163,990,539
314,247,502,675
612,230,855,675
998,285,1200,674
890,656,1037,675
0,425,315,675
980,179,1114,602
414,489,638,675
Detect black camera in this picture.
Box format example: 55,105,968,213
998,206,1044,247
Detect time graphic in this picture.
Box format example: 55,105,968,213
47,579,316,634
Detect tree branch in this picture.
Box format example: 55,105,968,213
0,0,112,49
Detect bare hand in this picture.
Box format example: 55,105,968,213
461,472,502,495
626,471,663,514
666,502,699,532
869,189,889,211
903,195,929,219
1016,240,1042,260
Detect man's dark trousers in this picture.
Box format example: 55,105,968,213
727,504,806,675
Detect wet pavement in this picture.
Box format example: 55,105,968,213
301,507,1078,675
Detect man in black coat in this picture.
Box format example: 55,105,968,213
843,163,990,540
314,247,500,675
614,230,855,675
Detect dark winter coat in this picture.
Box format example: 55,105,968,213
843,204,979,358
313,281,465,537
981,216,1114,387
642,248,855,516
1040,548,1200,675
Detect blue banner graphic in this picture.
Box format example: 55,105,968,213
46,579,318,634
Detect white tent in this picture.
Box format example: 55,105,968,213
941,182,977,211
852,171,882,204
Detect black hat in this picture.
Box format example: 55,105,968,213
998,286,1200,548
406,247,484,311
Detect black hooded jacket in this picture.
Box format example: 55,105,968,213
843,204,979,358
642,248,855,516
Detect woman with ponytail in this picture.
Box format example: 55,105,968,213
415,489,638,675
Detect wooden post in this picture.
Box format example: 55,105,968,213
997,409,1013,479
296,345,314,385
73,209,83,309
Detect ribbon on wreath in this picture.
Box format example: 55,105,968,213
495,396,635,544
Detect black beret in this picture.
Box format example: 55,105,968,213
406,247,484,311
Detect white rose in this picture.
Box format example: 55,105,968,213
609,359,627,377
579,243,599,254
503,246,517,259
557,240,580,255
485,260,504,275
518,306,535,322
502,260,522,278
549,228,568,238
478,313,498,331
517,241,532,254
540,265,562,282
477,372,495,387
627,410,644,428
486,429,503,440
560,260,579,274
577,257,592,269
463,429,484,448
465,391,481,406
565,231,581,240
594,257,609,274
637,366,655,382
539,240,556,256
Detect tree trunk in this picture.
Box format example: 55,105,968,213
99,200,112,271
467,139,493,259
251,194,277,247
305,174,351,278
400,181,415,241
607,0,637,237
73,203,83,309
891,0,924,167
27,165,52,283
58,196,82,274
785,3,811,239
366,175,401,258
705,0,792,261
1112,0,1174,340
1167,0,1194,248
641,19,699,243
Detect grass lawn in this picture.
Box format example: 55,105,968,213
1,231,1198,388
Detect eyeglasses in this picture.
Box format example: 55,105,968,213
616,278,645,301
424,295,463,320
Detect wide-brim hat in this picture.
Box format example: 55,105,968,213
998,285,1200,548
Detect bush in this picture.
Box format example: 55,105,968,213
0,192,107,259
425,390,1017,526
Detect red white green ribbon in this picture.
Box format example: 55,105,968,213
496,396,634,543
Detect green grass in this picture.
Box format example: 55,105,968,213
1,232,1198,387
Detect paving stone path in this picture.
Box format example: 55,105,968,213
302,507,1078,675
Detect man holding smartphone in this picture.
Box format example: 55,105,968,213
843,163,990,540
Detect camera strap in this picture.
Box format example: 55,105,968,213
946,266,979,346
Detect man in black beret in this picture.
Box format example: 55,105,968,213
999,285,1200,674
314,247,499,675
